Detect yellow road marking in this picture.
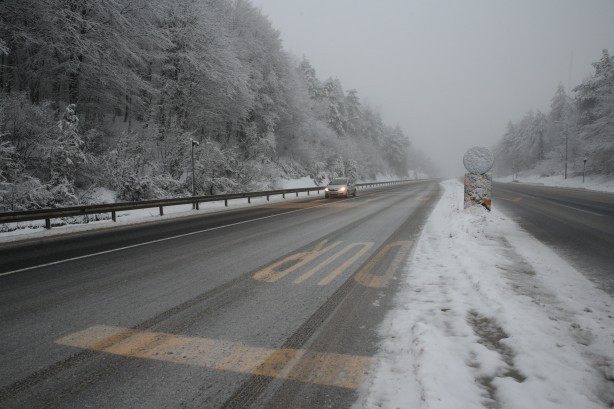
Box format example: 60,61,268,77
498,196,522,203
56,326,371,390
318,242,374,286
355,241,412,288
252,240,342,282
294,243,360,284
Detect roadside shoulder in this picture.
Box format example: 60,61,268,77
355,180,614,409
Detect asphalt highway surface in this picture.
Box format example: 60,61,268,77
494,182,614,294
0,180,441,409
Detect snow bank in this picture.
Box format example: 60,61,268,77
279,173,429,188
359,171,428,183
0,191,317,244
355,180,614,409
496,174,614,193
279,176,317,189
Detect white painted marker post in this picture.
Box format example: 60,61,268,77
463,146,493,211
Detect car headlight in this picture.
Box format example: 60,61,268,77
324,188,329,192
339,187,346,192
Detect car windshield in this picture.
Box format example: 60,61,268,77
329,178,348,185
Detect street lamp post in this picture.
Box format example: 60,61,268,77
555,120,569,180
583,157,587,183
190,138,200,208
565,132,569,179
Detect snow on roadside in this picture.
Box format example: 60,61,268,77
496,173,614,193
279,172,429,188
359,171,428,183
279,176,317,189
355,180,614,409
0,191,319,244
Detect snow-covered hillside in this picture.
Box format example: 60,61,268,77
0,0,436,213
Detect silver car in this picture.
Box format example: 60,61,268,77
324,178,357,198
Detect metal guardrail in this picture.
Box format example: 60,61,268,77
0,179,418,229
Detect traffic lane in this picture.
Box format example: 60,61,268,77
493,182,614,293
244,188,441,409
494,182,614,217
0,182,419,274
1,182,442,408
0,184,419,382
31,189,438,409
0,183,418,308
0,182,438,407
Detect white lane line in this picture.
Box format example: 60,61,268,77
549,201,606,217
0,187,416,278
499,190,606,217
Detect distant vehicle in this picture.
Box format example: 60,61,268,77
324,178,357,198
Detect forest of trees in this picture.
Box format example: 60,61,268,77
0,0,435,211
494,50,614,178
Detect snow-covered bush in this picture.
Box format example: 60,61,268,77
0,94,91,210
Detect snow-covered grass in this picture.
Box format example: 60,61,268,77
496,173,614,193
355,180,614,409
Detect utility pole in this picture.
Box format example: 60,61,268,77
583,157,587,183
190,138,199,208
567,50,574,91
564,130,568,180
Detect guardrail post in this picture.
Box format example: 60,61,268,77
195,202,199,210
283,193,285,199
111,211,117,222
266,195,269,201
248,196,251,204
159,206,164,216
295,192,298,197
225,199,228,207
45,218,51,229
307,191,310,196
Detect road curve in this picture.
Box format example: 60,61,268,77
0,180,441,408
493,182,614,294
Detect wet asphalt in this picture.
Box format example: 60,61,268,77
493,182,614,294
0,181,441,408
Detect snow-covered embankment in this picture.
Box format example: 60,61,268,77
355,180,613,409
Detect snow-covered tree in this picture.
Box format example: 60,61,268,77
575,50,614,173
0,0,434,211
495,50,613,177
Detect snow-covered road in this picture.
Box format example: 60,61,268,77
356,180,614,409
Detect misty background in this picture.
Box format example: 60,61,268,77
1,0,613,214
251,0,614,175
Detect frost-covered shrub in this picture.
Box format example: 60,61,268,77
0,94,91,209
151,174,187,199
118,175,155,202
0,176,54,211
308,162,327,186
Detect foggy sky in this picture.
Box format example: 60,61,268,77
250,0,614,175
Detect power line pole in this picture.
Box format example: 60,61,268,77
191,139,199,208
568,50,574,91
564,130,568,180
